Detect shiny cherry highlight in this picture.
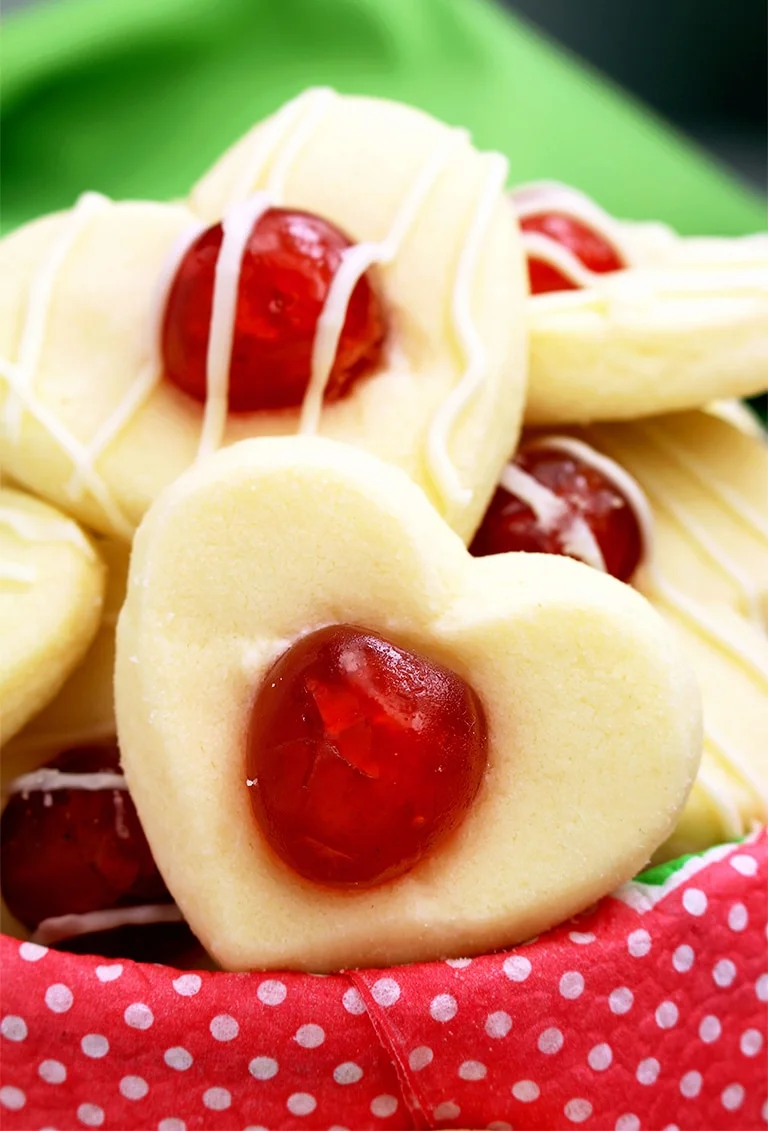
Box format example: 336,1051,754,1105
246,625,488,887
161,207,386,412
0,744,170,930
471,445,643,581
521,211,625,294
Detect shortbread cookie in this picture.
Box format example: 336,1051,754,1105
471,425,767,861
4,538,128,756
511,182,768,425
0,90,527,543
115,437,699,972
0,488,105,743
582,411,768,626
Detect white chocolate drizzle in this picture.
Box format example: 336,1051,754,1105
0,562,36,584
229,87,336,206
299,136,461,434
6,768,127,795
633,419,768,542
65,219,206,500
522,434,768,814
498,459,606,571
0,505,95,558
511,180,631,290
0,192,135,539
589,425,766,631
426,152,510,506
196,194,272,458
3,192,111,439
31,903,183,946
2,86,507,526
694,761,744,840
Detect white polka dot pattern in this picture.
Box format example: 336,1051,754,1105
44,984,73,1013
209,1014,239,1041
1,1016,27,1042
429,994,457,1022
164,1047,193,1071
679,1071,703,1098
248,1056,278,1080
0,835,764,1131
38,1059,66,1084
119,1075,149,1100
171,974,200,997
76,1102,104,1126
286,1092,316,1116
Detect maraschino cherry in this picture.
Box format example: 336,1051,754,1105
247,625,488,887
1,744,170,930
471,444,643,582
162,207,386,412
521,211,625,294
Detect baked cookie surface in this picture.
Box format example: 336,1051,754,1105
512,183,768,425
0,488,105,743
115,437,700,972
0,90,528,543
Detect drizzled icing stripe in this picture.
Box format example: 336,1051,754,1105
0,505,95,557
0,368,134,538
300,136,461,435
499,459,605,571
694,760,745,840
65,219,206,499
0,194,135,539
3,192,111,439
31,903,183,946
229,88,336,206
6,769,127,795
197,194,272,459
587,427,766,630
511,180,630,290
706,722,768,810
634,419,768,542
536,435,768,684
0,563,35,584
529,434,768,819
426,152,510,507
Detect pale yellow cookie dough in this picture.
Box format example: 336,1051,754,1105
525,228,768,425
0,489,105,744
651,604,768,862
116,437,700,972
0,91,527,543
582,411,768,625
3,538,128,756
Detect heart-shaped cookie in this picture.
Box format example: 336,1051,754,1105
511,182,768,425
0,90,526,543
0,488,105,743
115,438,700,972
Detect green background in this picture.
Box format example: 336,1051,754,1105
3,0,766,235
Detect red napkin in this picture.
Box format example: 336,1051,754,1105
2,832,766,1130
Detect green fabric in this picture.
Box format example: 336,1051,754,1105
634,854,697,886
2,0,765,237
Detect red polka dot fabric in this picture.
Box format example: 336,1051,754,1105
2,832,766,1130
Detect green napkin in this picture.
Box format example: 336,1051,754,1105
2,0,764,236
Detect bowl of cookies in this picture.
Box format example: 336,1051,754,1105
1,89,766,1131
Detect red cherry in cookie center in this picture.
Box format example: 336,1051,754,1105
471,444,644,582
161,207,386,413
246,625,488,887
521,211,625,295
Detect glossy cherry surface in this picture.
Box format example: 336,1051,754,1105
471,445,643,582
246,625,488,887
521,211,625,294
0,744,170,930
162,207,386,412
